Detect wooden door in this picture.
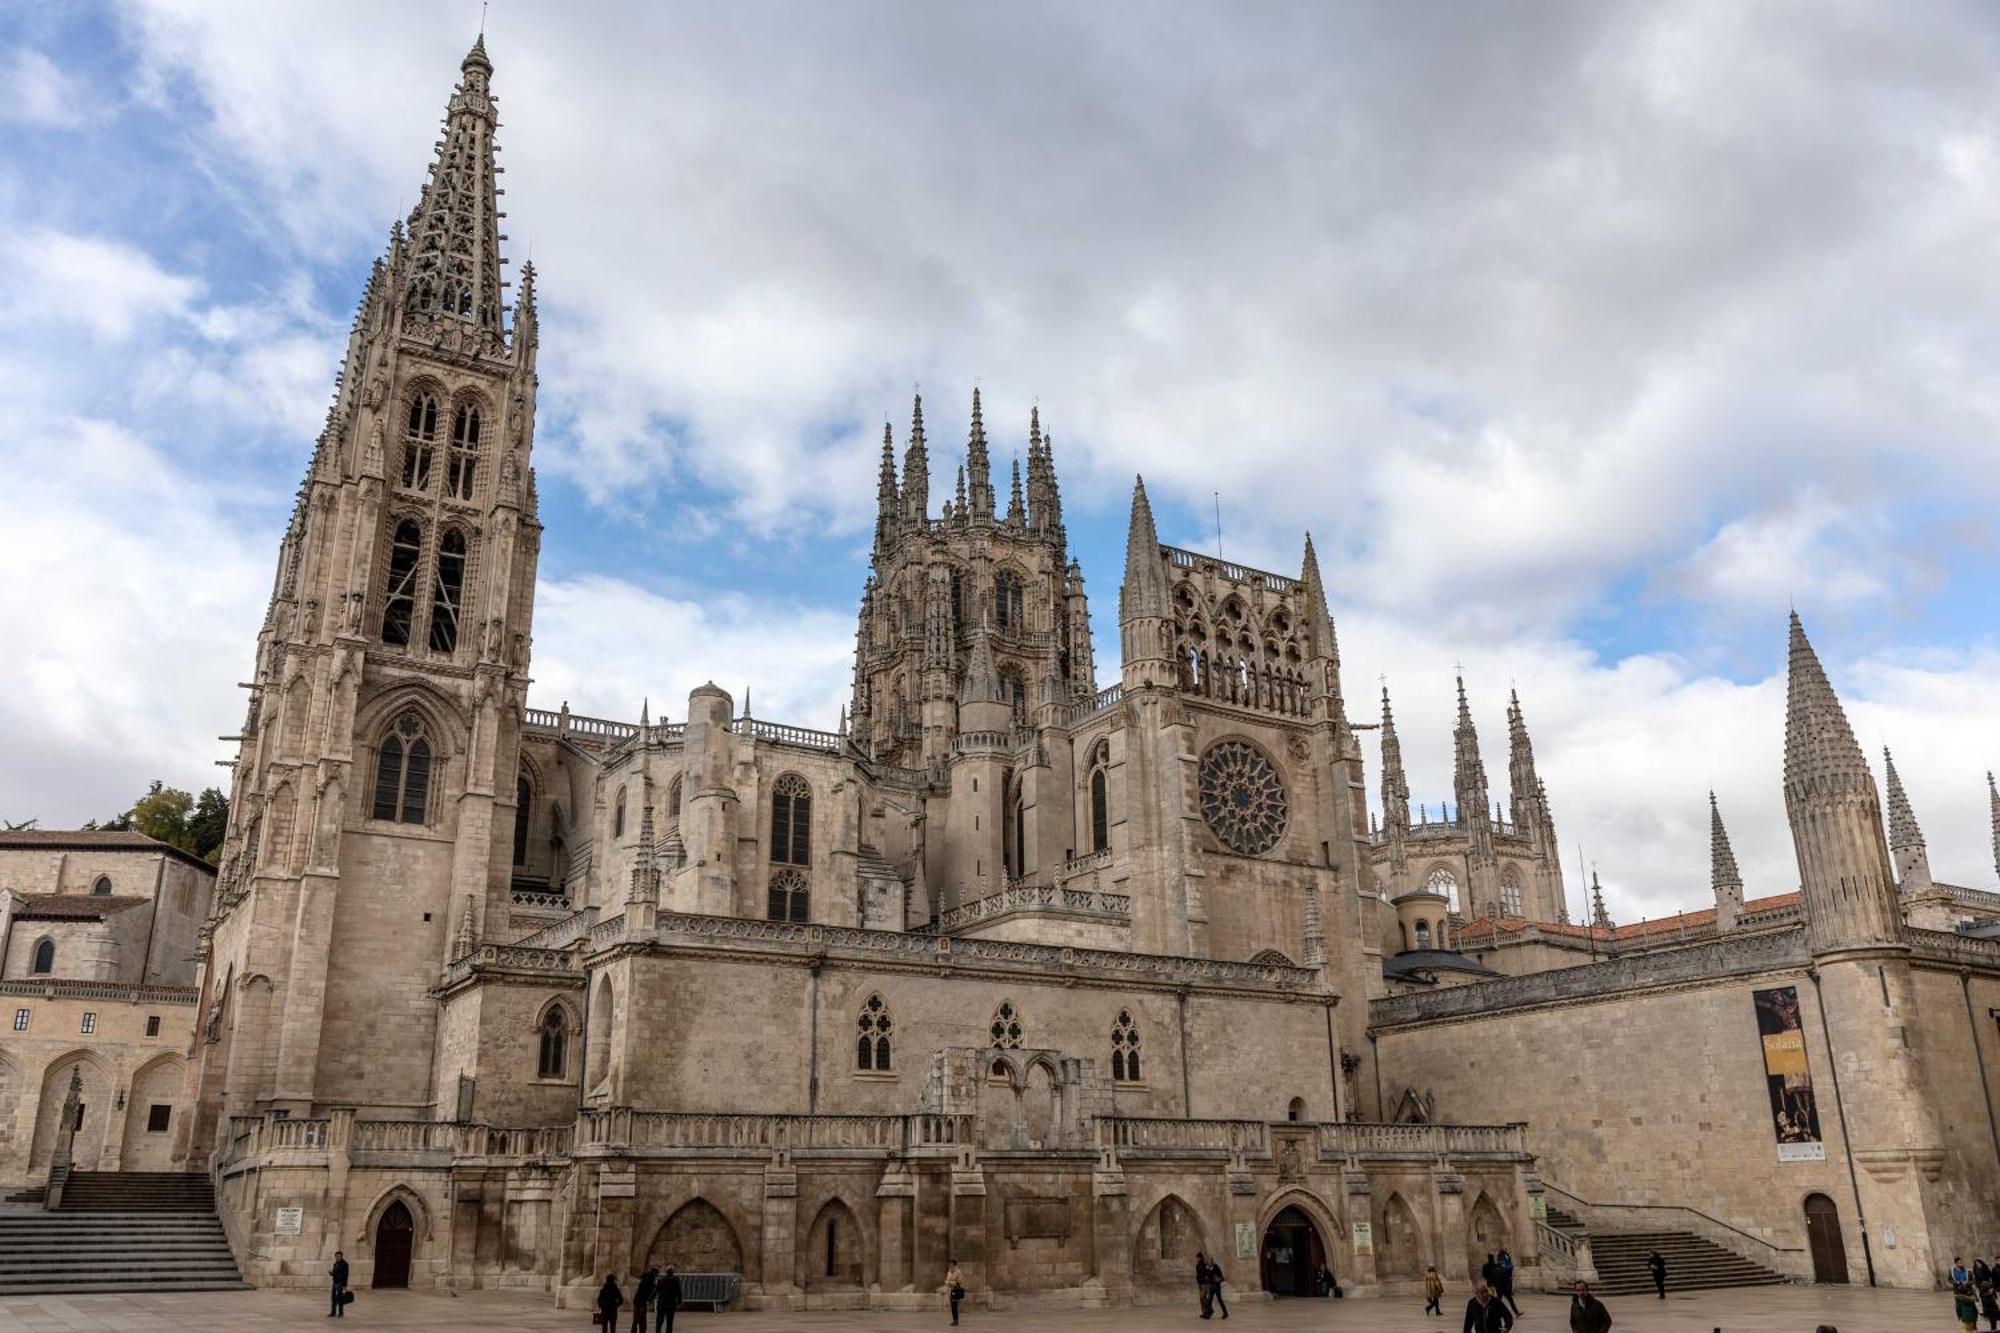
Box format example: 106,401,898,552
373,1201,414,1288
1804,1193,1848,1285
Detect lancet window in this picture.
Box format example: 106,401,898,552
537,1005,568,1079
994,571,1025,631
428,529,467,653
446,402,481,501
371,713,433,824
402,393,438,491
767,867,809,922
1111,1009,1141,1083
381,519,424,647
613,786,627,839
30,939,54,975
856,993,893,1072
1087,743,1111,854
771,774,811,866
1499,866,1524,918
514,776,532,866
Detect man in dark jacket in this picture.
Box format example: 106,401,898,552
1646,1250,1667,1299
1496,1249,1519,1315
328,1251,349,1318
1205,1258,1228,1319
1569,1280,1612,1333
1464,1281,1514,1333
1480,1253,1500,1290
596,1274,624,1327
631,1265,657,1333
1194,1252,1213,1318
655,1265,683,1333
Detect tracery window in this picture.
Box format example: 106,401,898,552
372,713,433,824
771,774,811,866
666,777,683,822
428,529,467,653
1414,921,1431,949
613,786,627,839
1001,670,1027,722
1425,868,1459,911
1111,1009,1141,1083
91,875,112,897
402,393,438,490
381,519,423,647
994,571,1024,631
537,1005,568,1079
767,867,809,922
1499,866,1524,918
1197,740,1288,856
30,938,55,975
856,993,893,1072
513,776,532,866
989,1000,1024,1049
1088,745,1110,853
446,402,481,501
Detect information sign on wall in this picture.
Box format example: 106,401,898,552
275,1206,303,1235
1235,1221,1256,1258
1351,1220,1373,1256
1754,985,1825,1161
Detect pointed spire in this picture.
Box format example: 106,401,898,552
1119,475,1170,623
953,464,967,525
402,34,506,334
874,421,899,551
1882,748,1922,853
1452,675,1490,825
1298,533,1341,679
1380,686,1410,830
966,386,993,520
1990,770,2000,882
628,797,660,907
1590,871,1611,929
959,621,1004,706
901,393,929,521
1507,688,1541,826
1783,612,1873,799
639,697,650,728
1006,456,1024,525
1710,791,1744,930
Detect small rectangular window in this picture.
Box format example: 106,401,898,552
146,1104,171,1133
11,1009,27,1031
80,1012,96,1034
145,1015,161,1037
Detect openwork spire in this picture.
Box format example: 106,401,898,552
1298,534,1339,668
1710,791,1743,895
901,393,928,520
1452,676,1489,824
966,386,993,520
1006,455,1024,525
1783,612,1873,802
1589,871,1611,929
1119,475,1169,623
1882,748,1923,853
403,37,506,334
874,421,898,550
1379,686,1410,830
628,798,660,907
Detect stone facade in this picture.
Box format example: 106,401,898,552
156,35,2000,1309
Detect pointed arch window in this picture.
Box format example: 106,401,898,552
989,1000,1024,1049
1499,865,1524,918
994,571,1024,631
856,993,893,1072
771,774,811,866
1001,670,1027,722
91,875,112,897
666,777,683,822
613,786,627,840
381,520,424,647
1414,921,1431,949
446,402,481,501
1088,744,1111,854
513,776,532,866
402,393,438,491
428,529,467,653
767,867,809,922
30,938,55,975
537,1005,569,1079
372,713,433,824
1111,1009,1141,1083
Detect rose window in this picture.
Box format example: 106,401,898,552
1198,740,1288,855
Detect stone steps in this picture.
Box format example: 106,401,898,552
57,1170,216,1212
1585,1230,1787,1295
0,1180,246,1295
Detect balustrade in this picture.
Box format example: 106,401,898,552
1097,1116,1268,1154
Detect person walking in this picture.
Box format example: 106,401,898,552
1978,1278,2000,1332
1976,1258,1994,1289
328,1251,349,1318
1480,1252,1500,1291
596,1274,624,1329
654,1265,682,1333
1464,1281,1515,1333
1646,1249,1667,1299
1205,1257,1229,1320
631,1265,657,1333
946,1260,966,1325
1568,1280,1612,1333
1955,1259,1974,1288
1496,1248,1520,1315
1193,1252,1213,1318
1958,1283,1982,1333
1424,1265,1445,1316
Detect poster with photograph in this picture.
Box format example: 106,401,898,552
1753,986,1825,1160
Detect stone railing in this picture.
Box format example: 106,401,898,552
1097,1116,1269,1156
1161,544,1298,593
350,1119,458,1153
652,910,1319,993
1062,848,1113,877
523,707,642,741
952,729,1014,754
736,718,846,752
222,1112,575,1172
511,888,572,911
940,882,1132,932
1320,1122,1527,1158
1370,926,1810,1027
1945,883,2000,913
579,1110,969,1154
0,979,199,1004
1910,927,2000,968
438,943,583,989
1534,1219,1596,1285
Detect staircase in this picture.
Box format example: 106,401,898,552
1584,1228,1788,1296
0,1173,247,1295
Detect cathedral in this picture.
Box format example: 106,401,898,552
140,39,2000,1306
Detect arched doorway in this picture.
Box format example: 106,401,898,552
1260,1205,1326,1297
1465,1192,1508,1282
650,1198,745,1273
1803,1193,1848,1284
373,1201,414,1288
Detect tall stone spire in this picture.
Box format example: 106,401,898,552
1991,771,2000,881
1783,613,1903,955
1026,405,1065,540
873,422,898,553
1118,476,1175,689
1379,687,1410,831
1882,748,1933,895
965,387,994,521
628,797,661,908
901,393,928,521
1006,456,1024,525
1506,690,1538,822
403,36,506,336
1298,534,1342,714
1589,871,1611,930
959,622,1004,708
1452,678,1490,827
1710,791,1744,931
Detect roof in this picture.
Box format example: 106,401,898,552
4,893,153,922
1384,949,1500,980
0,829,217,873
1454,892,1803,949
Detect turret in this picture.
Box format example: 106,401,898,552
1881,748,1933,895
1710,791,1744,931
681,683,739,914
1782,614,1903,955
957,623,1012,735
1118,476,1175,690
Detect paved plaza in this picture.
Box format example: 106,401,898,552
0,1286,1951,1333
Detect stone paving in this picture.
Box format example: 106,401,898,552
0,1285,1950,1333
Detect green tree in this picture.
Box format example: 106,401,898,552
130,781,195,850
186,788,229,862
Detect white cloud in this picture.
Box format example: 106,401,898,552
0,228,200,340
1,48,92,130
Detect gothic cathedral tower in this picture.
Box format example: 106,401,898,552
187,38,540,1137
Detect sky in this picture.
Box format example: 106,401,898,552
1,1,1997,922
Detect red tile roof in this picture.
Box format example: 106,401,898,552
1455,892,1802,948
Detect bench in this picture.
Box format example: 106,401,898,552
674,1272,741,1311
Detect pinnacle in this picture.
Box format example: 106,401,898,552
1783,613,1871,798
1709,791,1743,891
959,621,1004,706
1120,475,1170,623
1882,747,1924,851
464,32,492,72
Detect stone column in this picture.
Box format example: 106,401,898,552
1343,1170,1378,1294
948,1158,988,1299
1090,1158,1131,1302
760,1161,798,1299
1432,1167,1467,1282
876,1166,915,1291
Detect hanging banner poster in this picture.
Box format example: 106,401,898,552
1753,986,1826,1161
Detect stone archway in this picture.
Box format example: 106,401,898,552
373,1200,414,1288
1134,1193,1207,1288
1260,1204,1327,1296
120,1053,186,1171
29,1053,111,1170
649,1198,744,1274
1465,1191,1509,1282
1377,1191,1424,1279
802,1198,863,1287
